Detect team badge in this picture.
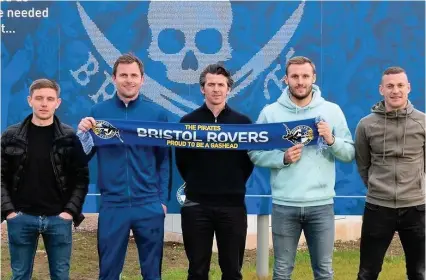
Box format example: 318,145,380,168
282,124,314,146
176,183,186,206
93,120,124,143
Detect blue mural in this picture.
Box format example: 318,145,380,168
1,1,424,215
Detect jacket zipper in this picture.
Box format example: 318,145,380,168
394,112,398,208
125,103,131,207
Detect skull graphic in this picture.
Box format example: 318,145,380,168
148,1,233,84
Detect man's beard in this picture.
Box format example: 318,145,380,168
289,85,313,100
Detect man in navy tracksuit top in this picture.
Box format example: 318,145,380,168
77,53,170,280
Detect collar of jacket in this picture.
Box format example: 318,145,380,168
200,102,231,117
371,100,414,118
113,92,143,109
15,114,67,142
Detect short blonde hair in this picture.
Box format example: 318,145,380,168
285,56,316,75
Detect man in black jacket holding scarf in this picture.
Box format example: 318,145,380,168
176,64,254,280
1,78,89,280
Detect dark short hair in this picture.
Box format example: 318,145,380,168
112,53,144,77
285,56,316,75
383,66,406,76
29,78,60,97
199,64,234,88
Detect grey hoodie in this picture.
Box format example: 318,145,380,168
355,100,425,208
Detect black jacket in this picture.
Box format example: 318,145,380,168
1,114,89,227
175,103,254,206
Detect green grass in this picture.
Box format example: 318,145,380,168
1,231,407,280
164,251,405,280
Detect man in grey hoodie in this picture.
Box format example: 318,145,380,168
355,66,425,280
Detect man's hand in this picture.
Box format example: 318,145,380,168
162,204,167,215
6,212,17,220
317,121,334,145
284,144,304,164
78,117,96,132
59,212,73,220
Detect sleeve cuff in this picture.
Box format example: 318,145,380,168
282,151,291,167
329,136,343,151
63,208,75,218
77,130,94,155
160,196,168,206
326,135,335,146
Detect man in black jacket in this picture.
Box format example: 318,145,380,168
1,79,89,280
176,64,254,280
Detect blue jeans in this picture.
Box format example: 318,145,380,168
271,204,335,280
7,212,73,280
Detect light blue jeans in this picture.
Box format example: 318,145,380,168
7,212,73,280
272,204,335,280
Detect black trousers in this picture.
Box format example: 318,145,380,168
181,204,247,280
357,202,425,280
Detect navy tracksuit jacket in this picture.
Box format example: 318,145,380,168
88,94,171,280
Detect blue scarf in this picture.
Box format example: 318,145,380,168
84,118,319,151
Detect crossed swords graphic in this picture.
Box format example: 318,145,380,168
76,1,305,116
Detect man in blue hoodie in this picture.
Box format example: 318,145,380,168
249,56,355,280
77,53,170,280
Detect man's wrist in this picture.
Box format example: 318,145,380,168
327,135,336,146
5,210,15,217
283,158,291,167
63,210,74,217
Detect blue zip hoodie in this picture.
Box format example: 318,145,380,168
87,94,171,207
249,85,355,207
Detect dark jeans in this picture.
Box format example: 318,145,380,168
358,203,425,280
181,204,247,280
7,212,73,280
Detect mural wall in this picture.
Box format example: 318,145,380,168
1,1,424,215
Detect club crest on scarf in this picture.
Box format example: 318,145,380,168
93,120,124,143
282,124,314,146
176,183,186,206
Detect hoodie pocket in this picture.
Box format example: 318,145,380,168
368,164,394,200
398,162,424,200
